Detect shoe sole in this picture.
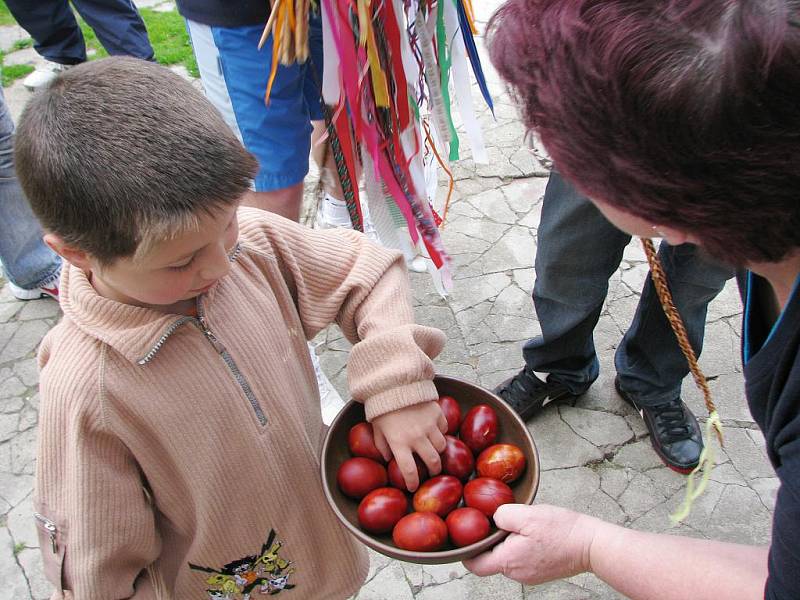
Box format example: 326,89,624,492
614,378,698,474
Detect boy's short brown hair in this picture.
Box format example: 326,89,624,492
15,57,259,264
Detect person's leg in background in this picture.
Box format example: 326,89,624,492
5,0,87,65
0,87,61,299
7,0,153,91
497,171,731,471
186,20,310,220
616,243,733,404
496,170,631,418
71,0,154,59
6,0,87,90
614,241,733,471
305,13,351,229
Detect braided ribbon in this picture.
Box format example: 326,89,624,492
640,238,724,522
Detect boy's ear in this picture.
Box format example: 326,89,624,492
43,233,93,271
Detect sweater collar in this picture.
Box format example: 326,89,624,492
59,262,202,365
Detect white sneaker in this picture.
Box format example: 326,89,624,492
23,61,71,91
308,342,346,425
315,192,381,243
406,256,427,273
8,279,59,301
315,193,353,229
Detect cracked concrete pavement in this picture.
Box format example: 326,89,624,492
0,2,776,598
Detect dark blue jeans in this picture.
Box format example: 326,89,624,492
523,172,734,407
6,0,154,65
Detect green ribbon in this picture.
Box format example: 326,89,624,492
436,0,459,161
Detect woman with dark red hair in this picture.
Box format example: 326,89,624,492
464,1,800,598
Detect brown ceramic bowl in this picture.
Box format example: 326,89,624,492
321,374,540,564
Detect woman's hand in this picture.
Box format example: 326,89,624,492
463,504,599,585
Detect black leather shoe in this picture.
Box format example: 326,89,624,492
615,376,703,474
494,367,577,421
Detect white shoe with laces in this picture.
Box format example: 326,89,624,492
23,60,71,91
308,342,345,425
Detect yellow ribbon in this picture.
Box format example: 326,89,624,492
670,411,723,524
366,24,390,107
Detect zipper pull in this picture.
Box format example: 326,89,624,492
34,513,57,553
197,315,226,354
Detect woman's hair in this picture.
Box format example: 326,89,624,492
488,0,800,265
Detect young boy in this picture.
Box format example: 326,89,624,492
18,57,448,599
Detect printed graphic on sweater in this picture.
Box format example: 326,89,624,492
189,529,296,598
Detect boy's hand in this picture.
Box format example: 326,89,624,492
371,401,448,492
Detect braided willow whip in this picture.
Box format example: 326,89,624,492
641,238,724,522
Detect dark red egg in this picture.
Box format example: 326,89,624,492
437,395,462,435
446,507,491,547
358,487,409,534
459,404,499,455
387,456,429,492
392,512,448,552
337,457,388,499
348,422,385,463
476,443,527,483
412,475,463,518
441,435,475,482
463,477,515,518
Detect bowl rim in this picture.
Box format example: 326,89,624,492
321,374,541,563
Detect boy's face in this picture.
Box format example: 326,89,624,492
88,204,240,311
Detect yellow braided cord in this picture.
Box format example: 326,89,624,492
670,411,722,523
640,238,724,521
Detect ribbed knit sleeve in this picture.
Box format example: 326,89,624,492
36,330,161,599
238,209,446,420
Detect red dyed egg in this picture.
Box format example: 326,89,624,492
358,487,409,534
476,443,526,483
441,435,475,482
459,404,499,455
392,512,448,552
348,422,385,463
463,477,515,518
387,456,429,492
412,475,463,518
446,507,491,547
437,395,462,435
337,457,388,499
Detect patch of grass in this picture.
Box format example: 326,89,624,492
1,62,33,86
0,1,15,27
11,38,32,52
78,8,198,77
13,541,25,556
140,8,198,78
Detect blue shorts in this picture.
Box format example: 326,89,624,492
187,16,324,192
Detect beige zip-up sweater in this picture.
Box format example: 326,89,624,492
34,208,445,600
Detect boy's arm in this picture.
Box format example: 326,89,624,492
239,210,448,488
36,357,160,599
